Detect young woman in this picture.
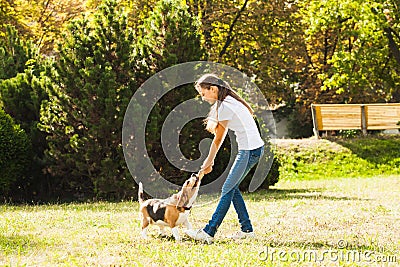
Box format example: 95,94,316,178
185,74,264,243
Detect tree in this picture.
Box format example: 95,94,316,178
0,108,31,198
186,0,305,105
40,0,141,199
187,0,313,137
0,25,51,199
136,0,208,185
0,25,39,80
13,0,87,53
141,0,206,71
381,0,400,101
0,0,26,38
0,25,47,127
302,0,400,103
281,0,400,137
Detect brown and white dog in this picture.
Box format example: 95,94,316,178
138,173,202,241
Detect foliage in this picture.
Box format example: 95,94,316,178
0,25,49,138
123,0,159,32
303,0,399,103
39,0,140,200
0,25,38,80
1,0,400,104
0,0,88,53
285,103,314,139
38,0,209,200
189,0,305,105
301,0,400,104
137,0,280,192
141,0,206,71
1,0,400,200
139,0,207,186
337,129,361,138
0,109,31,197
0,25,52,200
282,0,400,137
0,0,25,38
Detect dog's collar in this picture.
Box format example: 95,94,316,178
177,205,192,211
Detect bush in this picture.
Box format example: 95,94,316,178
240,154,280,191
286,104,313,138
0,109,31,197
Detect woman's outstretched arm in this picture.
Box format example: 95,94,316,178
200,120,229,175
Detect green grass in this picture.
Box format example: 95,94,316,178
274,136,400,180
1,176,399,266
1,136,399,266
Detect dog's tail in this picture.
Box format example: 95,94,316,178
138,182,145,204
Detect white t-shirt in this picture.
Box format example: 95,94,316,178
209,95,264,150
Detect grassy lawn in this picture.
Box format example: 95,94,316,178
1,175,399,266
274,136,400,180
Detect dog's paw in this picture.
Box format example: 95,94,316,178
141,232,150,239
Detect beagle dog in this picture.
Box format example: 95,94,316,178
138,173,203,241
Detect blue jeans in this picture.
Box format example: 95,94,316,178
203,145,264,237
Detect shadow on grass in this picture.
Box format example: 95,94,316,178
328,136,400,166
247,188,369,201
263,239,330,250
0,234,47,254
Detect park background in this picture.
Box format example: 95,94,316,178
1,0,399,266
0,0,399,201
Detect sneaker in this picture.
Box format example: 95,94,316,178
184,229,214,244
227,231,255,240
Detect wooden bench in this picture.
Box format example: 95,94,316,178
311,103,400,136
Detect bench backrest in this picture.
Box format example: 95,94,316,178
311,103,400,134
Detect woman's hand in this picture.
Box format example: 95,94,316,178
202,165,213,174
199,165,213,179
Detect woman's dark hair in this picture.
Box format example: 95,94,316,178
195,74,254,115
